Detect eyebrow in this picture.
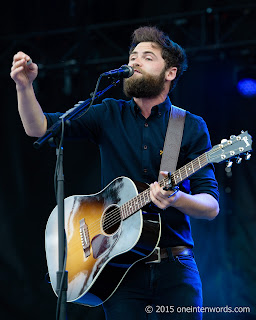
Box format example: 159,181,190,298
130,50,157,57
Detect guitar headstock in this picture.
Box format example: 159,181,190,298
208,131,252,165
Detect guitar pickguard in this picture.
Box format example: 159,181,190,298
91,231,120,259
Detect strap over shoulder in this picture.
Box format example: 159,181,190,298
158,105,186,181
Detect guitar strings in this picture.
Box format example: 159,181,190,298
71,144,228,240
78,148,221,235
73,182,157,239
81,137,249,248
93,141,234,232
84,187,152,235
79,142,240,239
65,188,153,252
65,141,244,253
82,152,207,234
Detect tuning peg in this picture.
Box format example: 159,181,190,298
221,139,227,144
245,152,251,161
226,160,233,168
236,156,242,164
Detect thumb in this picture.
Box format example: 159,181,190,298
24,57,37,71
26,59,36,71
27,59,33,69
160,171,169,178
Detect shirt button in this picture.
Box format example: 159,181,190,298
143,145,148,150
143,168,148,173
144,123,149,127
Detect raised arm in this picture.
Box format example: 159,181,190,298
10,51,47,137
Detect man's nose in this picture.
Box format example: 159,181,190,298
131,57,142,67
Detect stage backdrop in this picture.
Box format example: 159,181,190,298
1,1,256,319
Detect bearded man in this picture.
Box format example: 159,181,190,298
11,26,219,320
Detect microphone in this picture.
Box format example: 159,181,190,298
102,65,134,79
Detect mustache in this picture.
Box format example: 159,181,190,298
132,66,144,74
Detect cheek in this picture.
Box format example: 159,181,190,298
149,63,166,74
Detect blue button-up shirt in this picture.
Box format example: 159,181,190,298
45,96,219,248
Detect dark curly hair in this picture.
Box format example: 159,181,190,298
129,26,188,91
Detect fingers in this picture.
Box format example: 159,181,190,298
13,51,31,65
11,52,36,73
10,65,24,80
150,180,180,210
160,171,169,178
150,181,171,209
11,58,25,72
10,58,27,82
10,52,38,85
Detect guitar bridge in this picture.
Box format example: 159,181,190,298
79,218,91,258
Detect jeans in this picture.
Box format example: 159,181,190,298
103,251,203,320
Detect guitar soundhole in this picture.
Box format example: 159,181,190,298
102,205,121,235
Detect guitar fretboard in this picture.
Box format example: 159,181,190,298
120,152,209,220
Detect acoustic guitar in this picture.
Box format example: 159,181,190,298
45,131,252,306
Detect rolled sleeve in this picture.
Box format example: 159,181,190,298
180,113,219,202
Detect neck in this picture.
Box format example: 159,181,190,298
134,92,167,118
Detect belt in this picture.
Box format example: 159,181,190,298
144,246,193,264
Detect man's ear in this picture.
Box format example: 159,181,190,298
165,67,177,81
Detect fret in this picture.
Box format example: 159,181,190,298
174,169,182,184
120,205,126,220
171,153,210,184
198,157,201,169
194,158,199,170
186,162,193,174
179,168,186,181
122,202,130,219
185,165,188,177
192,160,195,172
173,174,177,186
144,189,151,204
201,153,208,167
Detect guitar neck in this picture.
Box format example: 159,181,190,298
120,151,210,220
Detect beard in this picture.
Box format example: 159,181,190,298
123,68,166,98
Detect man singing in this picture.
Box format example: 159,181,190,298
11,26,219,319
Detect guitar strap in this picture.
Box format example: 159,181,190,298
158,105,186,181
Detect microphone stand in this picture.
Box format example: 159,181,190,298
34,78,120,320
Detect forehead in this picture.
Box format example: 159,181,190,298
130,42,162,55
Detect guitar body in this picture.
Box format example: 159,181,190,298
45,176,161,306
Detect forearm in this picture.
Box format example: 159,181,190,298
170,191,219,220
150,171,219,220
17,84,47,137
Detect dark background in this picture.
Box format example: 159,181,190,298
0,0,256,319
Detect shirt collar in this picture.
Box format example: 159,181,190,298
130,96,172,118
